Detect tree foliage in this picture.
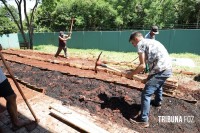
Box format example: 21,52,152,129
33,0,200,31
176,0,200,27
0,5,18,35
34,0,58,32
1,0,200,34
0,0,40,49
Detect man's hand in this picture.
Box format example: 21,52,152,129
122,69,134,79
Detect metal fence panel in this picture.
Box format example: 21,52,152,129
0,33,19,49
170,30,200,54
1,30,200,54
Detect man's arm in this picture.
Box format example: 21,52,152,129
64,33,72,40
133,52,146,74
145,32,150,39
124,52,146,79
59,36,67,41
68,32,72,37
66,35,71,40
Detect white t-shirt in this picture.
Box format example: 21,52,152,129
0,68,6,84
137,39,172,75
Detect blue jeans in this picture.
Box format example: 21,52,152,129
140,69,172,122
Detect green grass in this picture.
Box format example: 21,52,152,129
34,44,57,53
34,45,200,74
170,53,200,74
33,44,139,62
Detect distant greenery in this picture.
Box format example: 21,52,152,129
34,0,200,31
0,6,18,35
1,0,200,35
34,45,200,73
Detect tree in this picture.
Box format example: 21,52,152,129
35,0,118,31
33,0,200,31
105,0,140,29
0,5,18,35
34,0,58,32
196,0,200,28
0,0,40,49
141,0,179,29
176,0,200,28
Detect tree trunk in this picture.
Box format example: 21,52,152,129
1,0,28,47
2,0,39,49
197,10,200,29
23,0,38,49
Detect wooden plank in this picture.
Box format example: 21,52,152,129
132,75,178,89
49,104,109,133
49,104,72,115
163,92,197,103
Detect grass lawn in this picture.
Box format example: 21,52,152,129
34,44,200,74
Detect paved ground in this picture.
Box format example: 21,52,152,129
0,79,80,133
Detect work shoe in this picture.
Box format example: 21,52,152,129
130,118,149,128
151,100,162,108
64,54,69,59
25,121,38,132
12,120,36,131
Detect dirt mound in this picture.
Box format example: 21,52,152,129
1,61,200,133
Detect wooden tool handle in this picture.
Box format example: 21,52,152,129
0,52,39,122
69,18,74,34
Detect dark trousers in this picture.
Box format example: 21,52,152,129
55,46,67,57
0,79,15,97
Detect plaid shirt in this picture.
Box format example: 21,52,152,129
137,39,172,75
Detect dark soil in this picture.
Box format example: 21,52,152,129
194,74,200,82
1,61,200,133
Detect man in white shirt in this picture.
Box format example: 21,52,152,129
125,32,172,128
